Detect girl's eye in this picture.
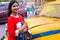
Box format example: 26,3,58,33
13,5,18,7
13,6,15,7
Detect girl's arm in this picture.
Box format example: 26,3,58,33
7,19,15,37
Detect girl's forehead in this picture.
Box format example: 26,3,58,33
12,3,18,6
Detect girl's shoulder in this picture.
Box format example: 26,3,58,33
19,15,24,18
8,16,14,20
19,15,24,19
8,16,15,22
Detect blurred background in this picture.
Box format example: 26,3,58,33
0,0,59,40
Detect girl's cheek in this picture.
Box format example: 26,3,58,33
12,7,16,10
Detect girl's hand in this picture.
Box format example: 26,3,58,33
22,23,28,32
17,23,26,30
22,23,26,28
23,28,27,32
18,23,27,33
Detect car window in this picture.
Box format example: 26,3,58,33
5,4,8,10
40,4,60,18
0,5,7,11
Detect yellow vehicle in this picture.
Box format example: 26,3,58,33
25,0,60,40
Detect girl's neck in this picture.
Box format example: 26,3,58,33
11,13,19,18
12,12,18,16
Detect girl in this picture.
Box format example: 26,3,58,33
7,0,28,40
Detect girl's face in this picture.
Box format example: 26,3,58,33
11,2,19,13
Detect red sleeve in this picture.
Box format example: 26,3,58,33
7,18,15,37
20,16,28,29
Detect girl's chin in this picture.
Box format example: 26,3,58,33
13,11,18,13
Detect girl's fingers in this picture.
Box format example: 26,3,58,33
23,28,27,32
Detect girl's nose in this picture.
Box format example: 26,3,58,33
15,6,19,9
12,6,19,9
